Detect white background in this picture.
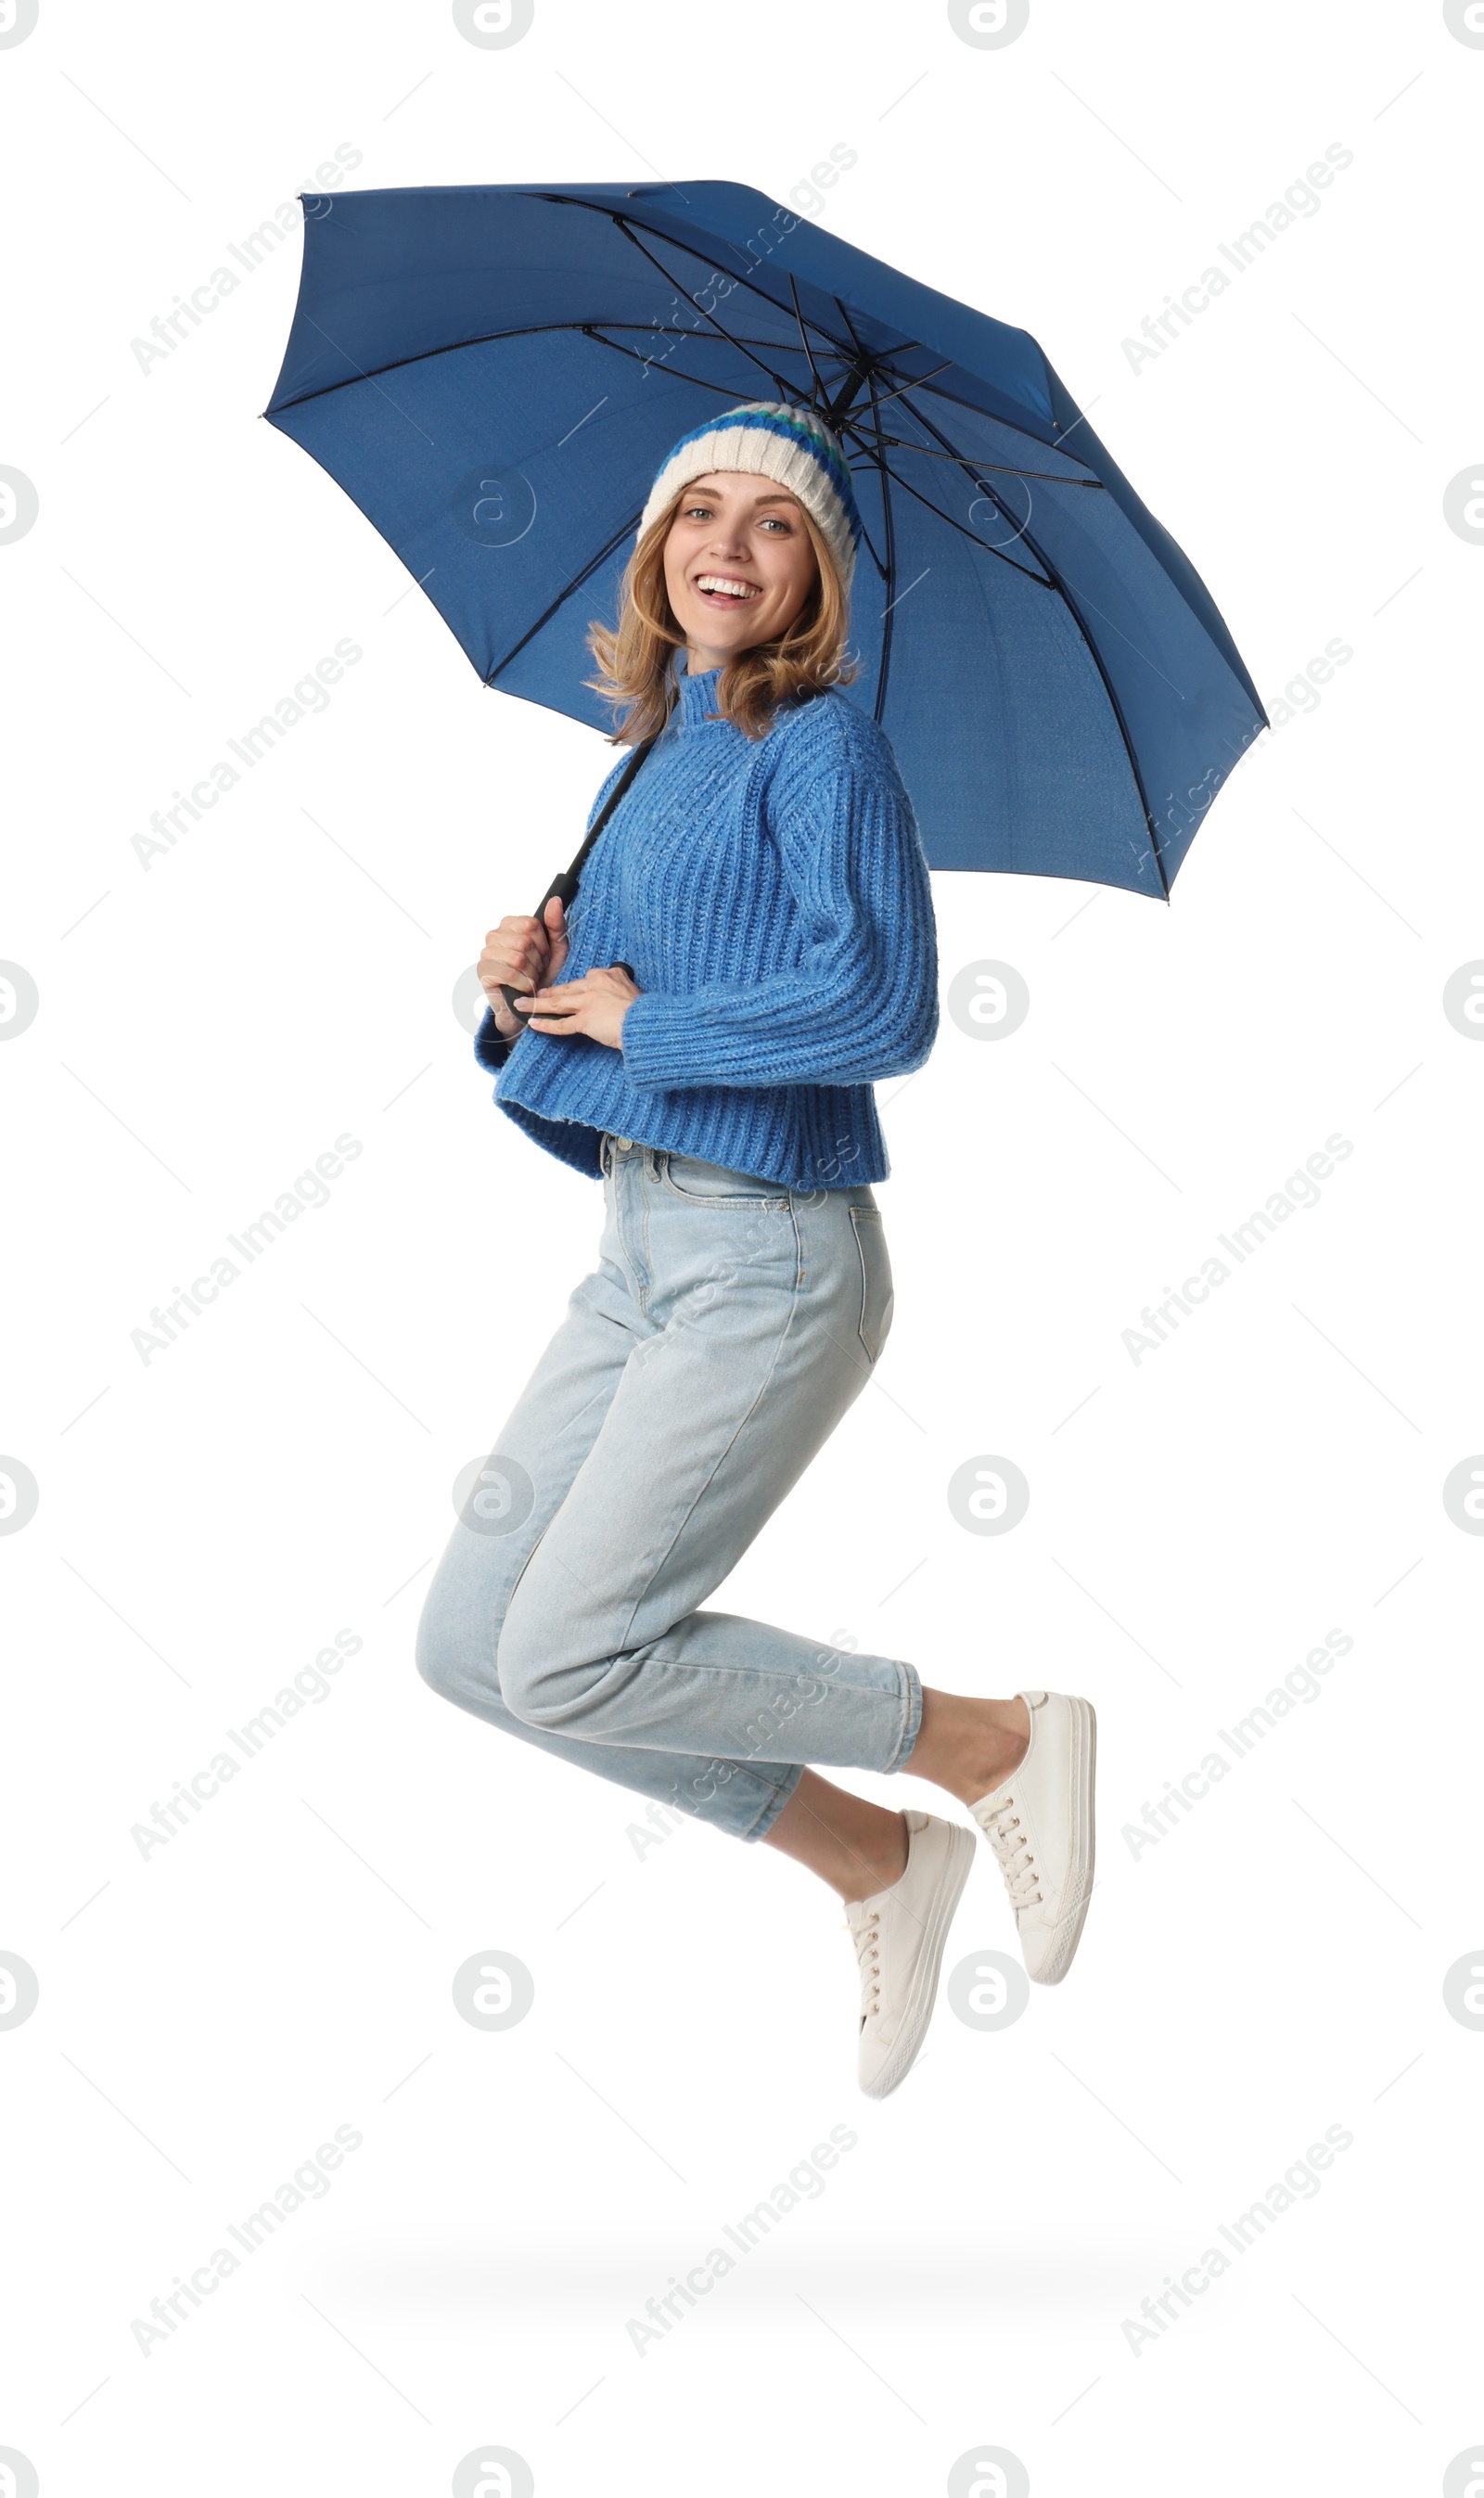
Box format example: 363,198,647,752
3,3,1480,2492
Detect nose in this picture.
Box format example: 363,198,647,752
703,537,756,575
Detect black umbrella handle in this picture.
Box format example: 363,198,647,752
496,735,659,1031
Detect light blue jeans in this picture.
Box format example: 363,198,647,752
416,1134,925,1841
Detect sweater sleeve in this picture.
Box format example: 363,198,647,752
473,1006,514,1074
619,741,940,1092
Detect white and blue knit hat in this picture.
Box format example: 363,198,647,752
638,400,864,599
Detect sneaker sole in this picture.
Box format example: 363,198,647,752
1031,1697,1097,1986
863,1824,977,2101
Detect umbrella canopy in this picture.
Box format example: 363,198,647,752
264,180,1266,898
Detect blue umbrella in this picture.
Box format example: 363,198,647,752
264,179,1266,899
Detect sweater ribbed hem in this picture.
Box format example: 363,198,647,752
494,1075,889,1191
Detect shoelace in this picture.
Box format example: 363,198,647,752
980,1794,1044,1909
845,1907,883,2017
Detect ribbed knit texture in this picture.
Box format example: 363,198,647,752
474,660,940,1188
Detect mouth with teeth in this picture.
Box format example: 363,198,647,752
693,573,762,608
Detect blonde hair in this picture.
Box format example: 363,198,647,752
583,483,858,747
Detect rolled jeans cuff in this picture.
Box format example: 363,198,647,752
883,1661,925,1773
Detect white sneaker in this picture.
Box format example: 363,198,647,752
844,1810,976,2099
971,1689,1096,1984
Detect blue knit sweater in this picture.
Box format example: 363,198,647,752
474,659,940,1189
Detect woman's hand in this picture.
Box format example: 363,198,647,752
519,963,639,1051
478,897,569,1040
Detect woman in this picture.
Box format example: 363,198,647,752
416,401,1096,2099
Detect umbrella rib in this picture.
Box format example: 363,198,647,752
830,288,1102,469
850,443,1056,586
541,189,881,383
864,367,899,724
892,404,1076,587
579,323,797,397
267,318,846,410
845,403,1057,576
481,506,645,692
608,211,802,400
845,500,889,588
870,430,1105,488
879,372,1099,467
903,398,1171,894
832,292,868,353
838,358,1094,494
865,359,955,414
861,367,1101,472
891,404,1193,704
788,271,828,408
905,388,1182,673
829,298,935,421
298,312,438,442
825,294,953,596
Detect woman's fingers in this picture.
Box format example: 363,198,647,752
480,915,550,993
522,972,587,1029
522,965,637,1052
477,912,563,1034
474,956,635,1043
541,895,569,984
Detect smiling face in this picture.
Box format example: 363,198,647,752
661,470,822,673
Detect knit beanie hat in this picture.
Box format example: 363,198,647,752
637,400,864,601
